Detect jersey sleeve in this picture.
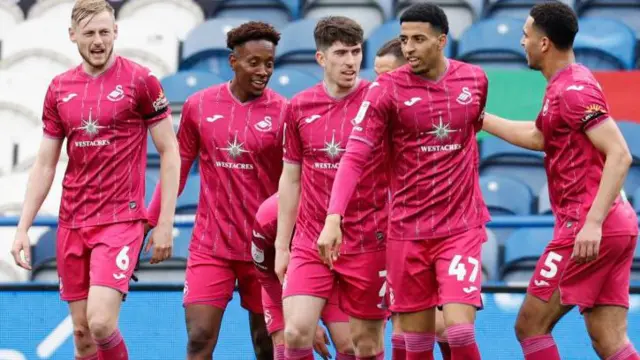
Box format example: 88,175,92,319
560,82,610,132
176,97,200,163
349,77,394,147
283,102,303,164
136,71,171,126
42,81,65,139
475,72,489,133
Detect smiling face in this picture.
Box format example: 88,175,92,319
316,41,363,91
399,21,446,75
229,39,276,98
69,10,117,72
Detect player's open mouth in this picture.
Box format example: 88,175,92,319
407,57,420,66
251,79,267,88
342,71,356,77
91,49,105,55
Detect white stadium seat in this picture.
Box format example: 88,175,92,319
0,0,24,41
118,0,204,40
0,72,50,142
0,163,66,216
0,226,52,283
27,0,75,25
115,18,180,78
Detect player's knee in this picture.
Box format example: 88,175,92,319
72,325,96,353
351,333,379,357
87,313,117,340
333,336,354,355
283,324,314,348
587,322,627,358
186,325,215,354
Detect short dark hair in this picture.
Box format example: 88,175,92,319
226,21,281,50
376,38,404,60
314,16,364,51
530,1,578,50
399,3,449,35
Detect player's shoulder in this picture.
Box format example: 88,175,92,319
556,64,603,99
449,59,488,82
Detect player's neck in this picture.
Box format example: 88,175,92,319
420,55,448,82
82,53,116,77
323,78,360,99
229,79,259,103
542,51,575,81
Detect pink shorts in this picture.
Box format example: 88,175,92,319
528,234,637,313
259,272,347,335
386,226,486,313
56,221,144,302
283,244,387,320
184,249,263,314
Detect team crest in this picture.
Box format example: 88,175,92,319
107,85,125,102
254,116,273,132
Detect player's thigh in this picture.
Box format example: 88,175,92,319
336,250,387,321
183,250,236,310
282,246,334,301
234,260,265,315
435,227,485,311
592,235,637,310
583,305,630,358
56,226,91,302
88,221,144,296
515,290,573,340
386,238,438,313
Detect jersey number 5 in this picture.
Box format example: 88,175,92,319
540,251,563,279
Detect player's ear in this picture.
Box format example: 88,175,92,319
315,50,325,68
113,23,118,40
540,36,550,53
437,33,447,52
229,51,237,71
69,26,76,43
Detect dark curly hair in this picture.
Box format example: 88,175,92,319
314,16,364,51
226,21,281,50
399,3,449,35
530,1,578,50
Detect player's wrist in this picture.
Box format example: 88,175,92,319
325,214,342,226
274,238,290,252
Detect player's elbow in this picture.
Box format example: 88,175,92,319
607,144,633,171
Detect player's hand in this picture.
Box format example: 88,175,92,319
317,215,342,269
143,222,153,239
572,220,602,263
312,325,332,359
11,229,32,270
274,243,290,284
145,223,173,264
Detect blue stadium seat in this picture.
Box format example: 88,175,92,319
145,173,159,207
538,183,552,215
177,174,200,214
359,68,378,81
618,121,640,162
212,0,293,30
147,134,160,167
365,21,455,68
180,18,250,80
303,0,386,38
275,19,318,74
635,188,640,214
501,227,554,283
161,71,225,104
457,17,528,69
31,229,57,281
574,17,636,70
482,0,564,20
136,227,191,283
480,175,534,215
483,228,499,281
479,136,547,194
269,68,319,98
577,0,640,38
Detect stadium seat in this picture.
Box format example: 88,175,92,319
359,68,378,81
269,67,319,98
136,226,191,283
457,17,528,69
161,71,225,104
634,188,640,214
180,18,250,81
303,0,385,38
212,0,293,30
396,0,475,39
14,127,69,172
618,121,640,163
574,17,637,70
577,0,640,38
114,18,180,78
0,124,15,175
0,74,49,150
145,173,159,207
537,183,552,215
483,228,499,281
118,0,205,40
26,0,75,25
482,0,574,20
30,229,58,281
365,21,455,68
177,174,200,214
0,0,23,41
480,175,533,215
275,19,319,74
0,163,65,216
479,136,547,194
501,227,554,284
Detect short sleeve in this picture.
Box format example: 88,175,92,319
136,71,171,126
349,77,394,147
475,72,489,133
42,82,65,139
560,82,610,132
283,102,303,164
176,97,200,162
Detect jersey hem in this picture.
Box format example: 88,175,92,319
57,216,146,229
386,219,489,241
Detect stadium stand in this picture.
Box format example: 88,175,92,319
480,175,534,216
456,17,528,68
303,0,387,38
212,0,294,30
501,227,554,284
117,0,205,40
576,0,640,37
160,70,226,104
574,17,637,70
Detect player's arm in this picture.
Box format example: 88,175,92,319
482,113,544,151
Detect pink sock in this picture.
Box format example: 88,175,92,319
284,347,314,360
275,344,285,360
392,333,406,360
94,329,128,360
607,343,640,360
355,352,384,360
76,353,99,360
437,335,452,360
447,324,481,360
404,332,435,360
520,334,560,360
337,352,356,359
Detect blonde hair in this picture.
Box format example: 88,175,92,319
71,0,115,26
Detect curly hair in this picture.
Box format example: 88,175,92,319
530,1,578,50
314,16,364,51
226,21,281,50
